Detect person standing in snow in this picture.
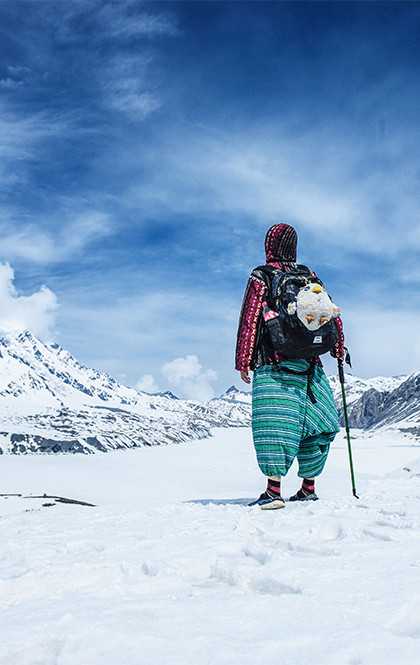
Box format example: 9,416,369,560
235,223,345,509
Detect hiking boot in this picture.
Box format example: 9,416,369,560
288,489,319,502
248,491,286,510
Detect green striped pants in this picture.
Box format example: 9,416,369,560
252,361,339,478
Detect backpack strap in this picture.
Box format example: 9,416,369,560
253,263,320,307
253,265,284,306
254,263,313,281
253,264,277,283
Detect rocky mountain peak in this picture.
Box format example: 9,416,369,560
218,385,251,403
0,331,251,454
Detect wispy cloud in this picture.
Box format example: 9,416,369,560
0,64,31,90
2,2,177,124
120,122,420,257
0,211,115,265
0,263,58,339
0,100,72,191
62,3,177,121
1,0,419,388
7,65,31,76
52,0,178,44
95,2,178,39
92,3,178,121
0,97,116,263
101,55,162,120
0,78,23,90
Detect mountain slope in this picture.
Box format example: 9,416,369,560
346,372,420,435
0,332,250,454
0,331,418,453
328,373,407,407
217,385,252,404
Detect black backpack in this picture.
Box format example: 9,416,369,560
256,264,338,360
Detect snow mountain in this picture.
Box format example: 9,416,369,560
0,331,250,454
328,373,407,407
342,372,420,435
0,331,417,454
217,385,252,404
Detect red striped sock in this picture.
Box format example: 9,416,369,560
267,478,281,497
301,478,315,495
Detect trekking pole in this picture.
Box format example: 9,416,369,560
338,359,359,499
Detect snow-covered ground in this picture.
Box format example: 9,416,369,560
1,427,420,665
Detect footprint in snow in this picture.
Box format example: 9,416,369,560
249,576,302,596
287,542,337,557
0,559,30,580
362,528,393,542
210,561,301,596
210,561,238,587
379,508,406,518
242,545,270,565
375,519,412,530
310,520,345,542
141,561,159,577
387,600,420,638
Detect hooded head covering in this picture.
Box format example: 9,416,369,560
265,223,297,263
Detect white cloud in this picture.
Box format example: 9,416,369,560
59,284,235,394
135,374,160,393
0,102,66,194
55,3,179,122
124,130,358,229
161,354,217,401
328,305,420,379
0,101,83,251
0,102,68,163
58,1,178,41
7,65,31,76
107,83,161,120
97,4,178,39
61,212,114,254
101,55,162,121
122,125,420,257
0,263,58,340
0,211,114,265
0,78,23,90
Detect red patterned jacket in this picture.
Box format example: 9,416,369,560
235,261,345,373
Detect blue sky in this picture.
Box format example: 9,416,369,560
1,0,420,397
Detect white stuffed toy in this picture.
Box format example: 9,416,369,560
287,283,340,331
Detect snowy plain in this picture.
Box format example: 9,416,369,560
1,427,420,665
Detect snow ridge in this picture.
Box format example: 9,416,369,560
217,385,252,404
0,331,418,453
0,331,250,454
